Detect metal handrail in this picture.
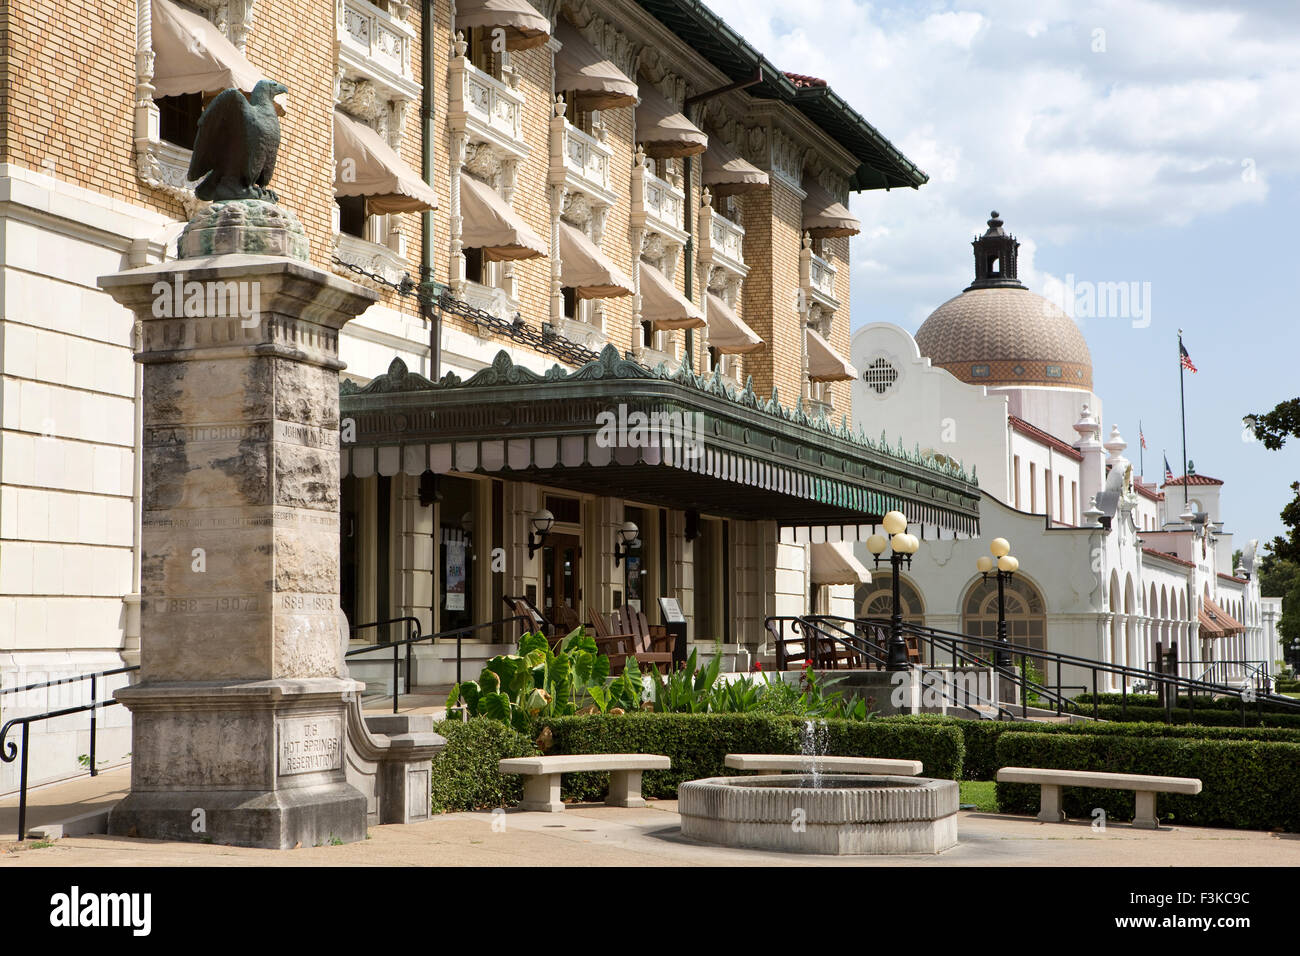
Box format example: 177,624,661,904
1,664,139,841
345,614,530,711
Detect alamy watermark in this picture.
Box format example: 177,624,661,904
151,276,261,329
1044,274,1152,328
594,404,706,459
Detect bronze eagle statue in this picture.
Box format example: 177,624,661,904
188,79,288,203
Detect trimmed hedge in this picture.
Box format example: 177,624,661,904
1090,704,1300,728
1077,692,1300,715
884,714,1300,781
994,732,1300,832
429,718,537,812
538,712,965,801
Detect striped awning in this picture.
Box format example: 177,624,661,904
554,20,637,111
1199,596,1244,638
455,0,550,50
339,347,982,536
151,0,266,98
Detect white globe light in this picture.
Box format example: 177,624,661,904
866,534,888,556
882,511,908,535
998,555,1019,573
976,555,994,573
990,537,1011,558
904,533,920,554
891,532,909,554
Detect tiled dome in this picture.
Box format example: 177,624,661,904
914,212,1093,390
916,287,1093,389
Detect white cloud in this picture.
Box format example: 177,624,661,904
706,0,1300,323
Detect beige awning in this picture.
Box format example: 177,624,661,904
636,85,707,158
810,542,872,586
807,327,857,382
459,174,548,261
1200,596,1245,638
554,21,637,111
334,111,437,214
706,293,763,354
640,262,705,330
151,0,266,98
559,222,633,298
803,179,861,238
455,0,550,50
703,138,769,195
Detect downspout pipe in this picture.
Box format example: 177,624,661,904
422,0,442,380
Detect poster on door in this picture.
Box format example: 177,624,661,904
445,541,466,611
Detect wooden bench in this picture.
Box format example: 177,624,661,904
725,754,922,776
996,767,1202,830
498,754,671,812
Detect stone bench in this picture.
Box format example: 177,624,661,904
996,767,1202,830
724,754,923,776
498,754,671,812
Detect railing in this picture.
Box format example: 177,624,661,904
808,251,836,300
1185,659,1272,689
709,212,746,268
1,664,139,840
449,57,524,146
339,0,413,79
768,613,1300,726
641,166,685,232
562,120,611,194
344,614,530,712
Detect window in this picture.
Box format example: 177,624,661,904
1045,468,1053,517
962,575,1047,652
1071,481,1077,525
862,357,899,395
158,92,203,149
466,27,500,77
1029,463,1037,512
561,286,577,320
971,365,990,378
1058,475,1065,523
337,195,367,239
544,495,581,524
563,93,595,134
1013,455,1021,509
464,247,485,285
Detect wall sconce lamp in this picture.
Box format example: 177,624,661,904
528,508,554,558
613,521,640,567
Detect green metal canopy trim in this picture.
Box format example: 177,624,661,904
633,0,928,192
341,346,980,534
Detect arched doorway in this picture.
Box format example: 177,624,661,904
855,573,925,625
962,574,1048,652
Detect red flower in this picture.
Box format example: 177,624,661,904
804,659,813,667
754,661,763,671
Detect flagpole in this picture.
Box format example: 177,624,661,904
1178,329,1189,511
1139,420,1144,479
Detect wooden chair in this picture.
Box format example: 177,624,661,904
503,595,550,640
587,608,636,673
611,605,676,671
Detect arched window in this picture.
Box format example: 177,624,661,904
855,573,925,625
962,574,1047,651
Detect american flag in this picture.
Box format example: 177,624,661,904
1164,455,1174,482
1139,423,1147,450
1180,339,1197,373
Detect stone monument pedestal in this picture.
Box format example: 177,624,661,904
99,246,379,849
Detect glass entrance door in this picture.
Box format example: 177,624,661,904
542,533,581,630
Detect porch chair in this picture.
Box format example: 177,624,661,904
610,605,676,672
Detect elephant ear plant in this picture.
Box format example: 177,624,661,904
447,628,642,732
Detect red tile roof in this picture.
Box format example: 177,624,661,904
783,71,826,88
1008,416,1084,461
1162,474,1223,487
1141,547,1195,569
1134,479,1164,502
1217,572,1248,586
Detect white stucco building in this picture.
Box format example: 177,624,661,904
850,213,1267,689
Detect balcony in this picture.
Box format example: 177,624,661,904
800,236,840,312
631,152,687,248
563,122,612,196
337,0,419,104
448,56,527,159
698,195,747,288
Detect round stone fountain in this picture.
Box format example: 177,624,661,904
678,774,959,855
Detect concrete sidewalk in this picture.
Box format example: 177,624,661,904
3,799,1298,866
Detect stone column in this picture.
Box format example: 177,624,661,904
98,203,377,848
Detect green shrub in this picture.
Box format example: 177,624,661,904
883,714,1300,781
1075,692,1300,715
429,718,538,813
994,732,1300,831
536,712,964,801
1090,704,1300,727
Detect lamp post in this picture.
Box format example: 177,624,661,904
865,510,920,670
613,520,639,567
527,508,555,558
976,537,1020,667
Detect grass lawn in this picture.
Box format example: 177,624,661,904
960,780,998,813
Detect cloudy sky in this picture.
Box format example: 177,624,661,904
710,0,1300,551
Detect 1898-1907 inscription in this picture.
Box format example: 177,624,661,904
278,715,342,776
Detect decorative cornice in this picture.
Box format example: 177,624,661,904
341,344,976,485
